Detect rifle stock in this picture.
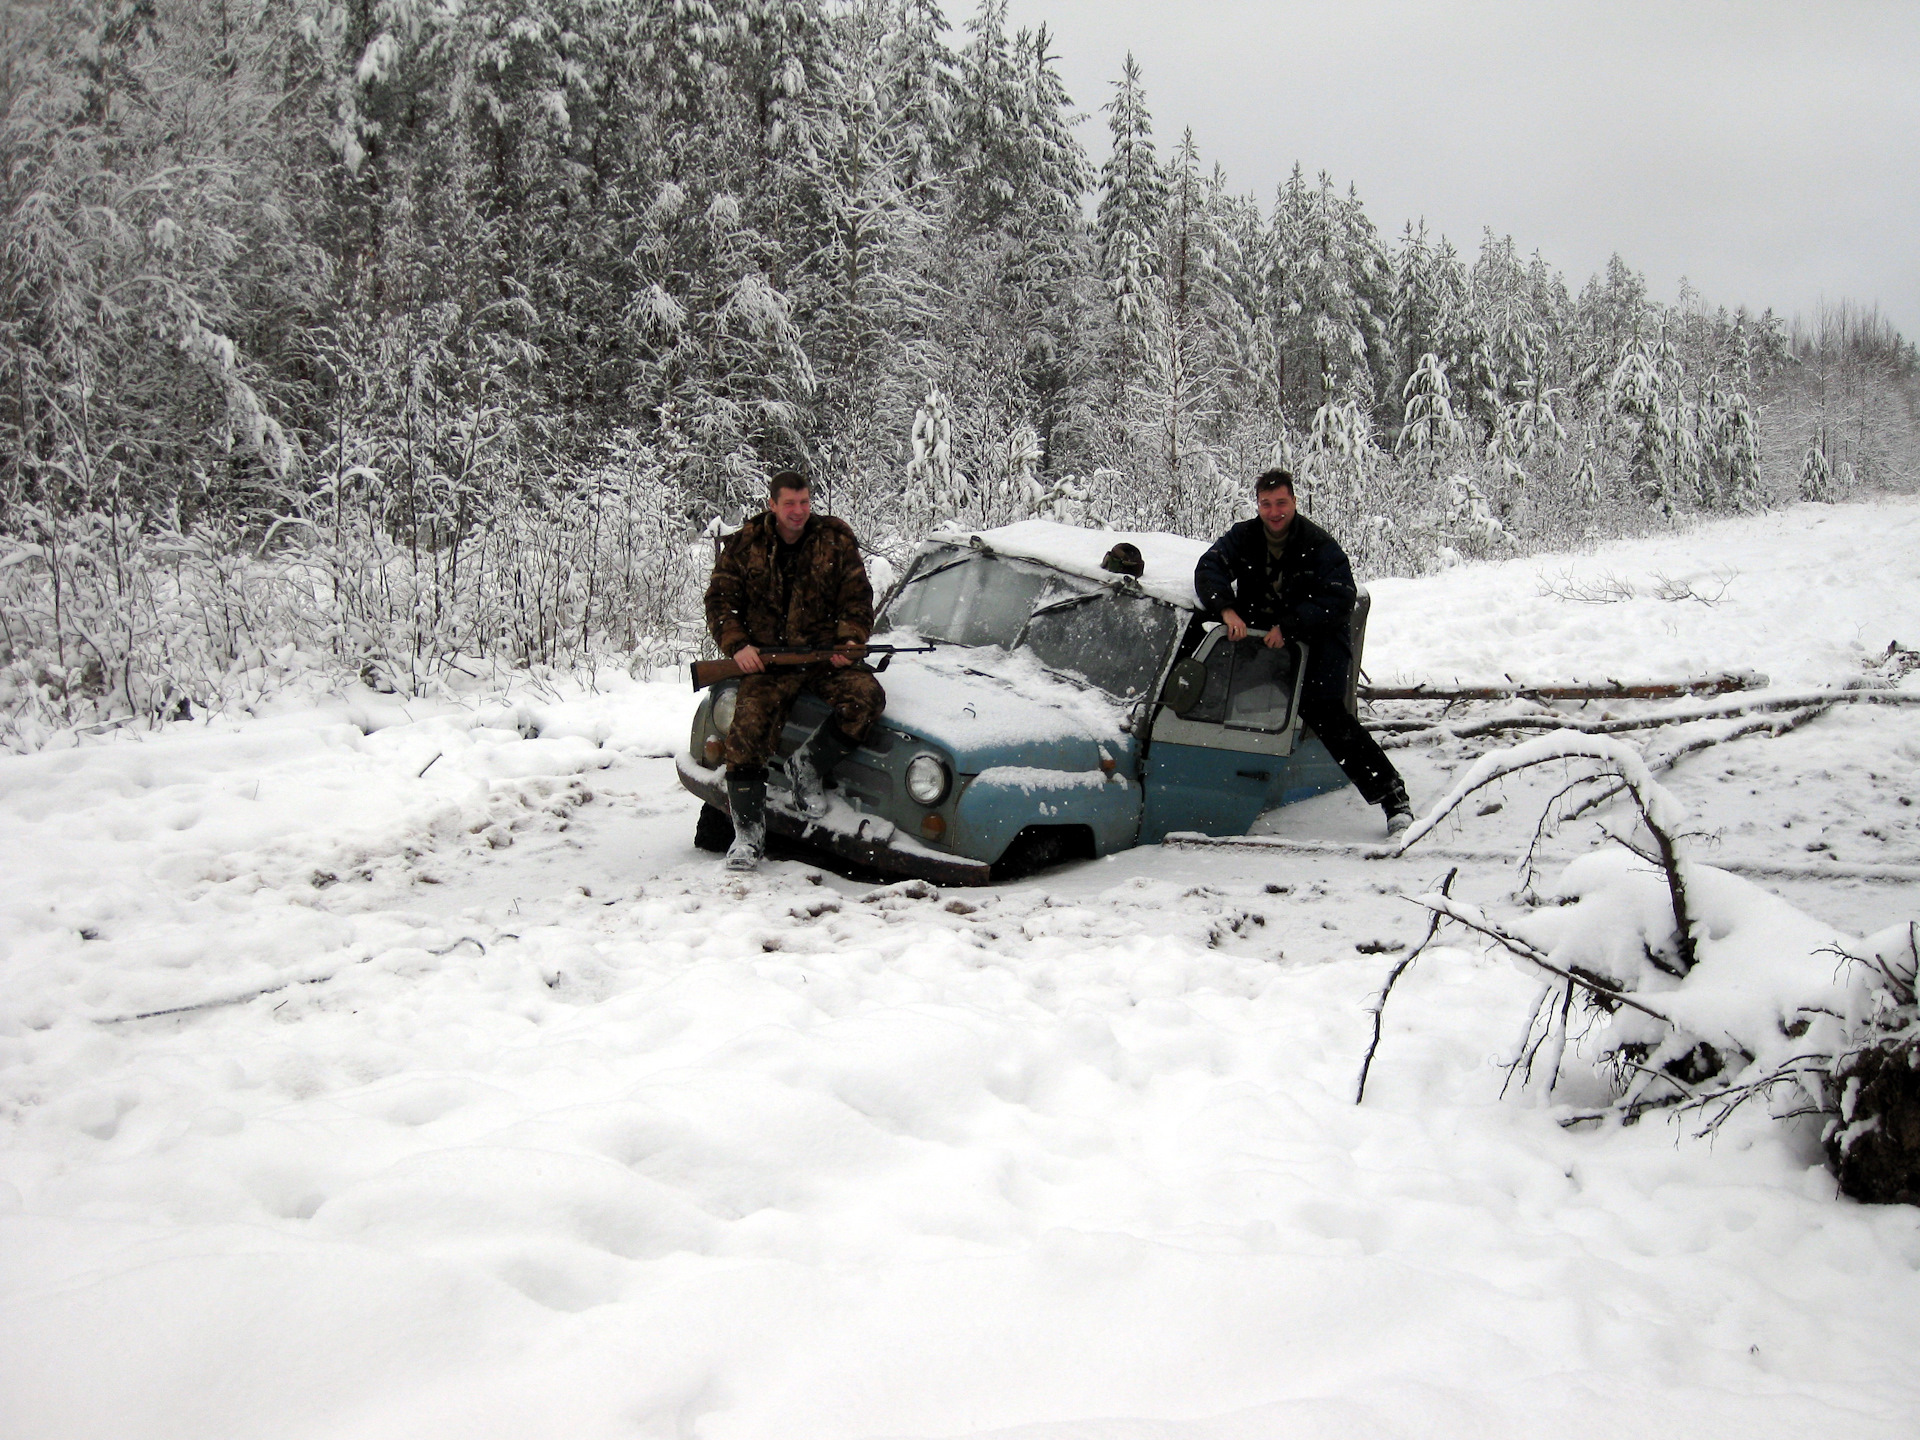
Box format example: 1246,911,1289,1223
689,643,934,692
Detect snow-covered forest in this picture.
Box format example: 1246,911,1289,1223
4,0,1920,752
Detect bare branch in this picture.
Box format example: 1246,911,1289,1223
1373,684,1917,748
1564,703,1833,822
1362,671,1763,703
1394,733,1701,972
1406,890,1681,1028
1355,867,1457,1104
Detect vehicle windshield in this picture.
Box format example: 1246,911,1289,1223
879,548,1181,700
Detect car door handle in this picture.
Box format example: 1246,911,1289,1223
1235,769,1270,782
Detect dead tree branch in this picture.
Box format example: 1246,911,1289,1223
1361,672,1764,703
1394,734,1703,972
1355,867,1458,1105
1371,683,1916,747
1564,703,1833,821
1405,891,1679,1027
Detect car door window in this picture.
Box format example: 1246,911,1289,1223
1182,636,1298,732
1225,643,1298,731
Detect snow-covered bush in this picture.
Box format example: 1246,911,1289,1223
0,510,315,749
1382,733,1920,1202
0,446,710,750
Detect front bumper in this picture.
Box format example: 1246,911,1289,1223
675,753,993,886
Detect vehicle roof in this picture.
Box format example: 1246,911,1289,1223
922,519,1208,611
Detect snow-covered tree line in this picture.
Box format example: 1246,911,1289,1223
2,1,1917,742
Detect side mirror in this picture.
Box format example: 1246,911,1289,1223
1163,658,1207,714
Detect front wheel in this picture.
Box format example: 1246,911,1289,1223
989,824,1095,881
693,802,734,853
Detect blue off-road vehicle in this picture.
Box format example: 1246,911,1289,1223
676,521,1370,883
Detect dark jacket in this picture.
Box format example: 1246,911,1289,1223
705,512,874,657
1194,514,1357,653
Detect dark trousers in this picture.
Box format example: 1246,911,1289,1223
1297,645,1402,807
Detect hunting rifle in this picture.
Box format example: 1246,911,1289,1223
690,642,935,692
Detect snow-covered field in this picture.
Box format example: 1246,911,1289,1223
3,499,1918,1440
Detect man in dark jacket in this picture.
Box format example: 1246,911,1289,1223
704,471,884,870
1194,468,1413,836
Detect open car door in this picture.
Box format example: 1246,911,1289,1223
1138,627,1348,841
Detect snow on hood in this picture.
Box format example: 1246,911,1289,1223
874,643,1129,773
928,520,1208,610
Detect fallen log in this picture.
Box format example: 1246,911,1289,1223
1360,671,1767,703
1562,703,1833,820
1370,684,1920,746
1162,833,1920,884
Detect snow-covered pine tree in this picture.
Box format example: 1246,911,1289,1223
1088,51,1166,477
877,0,957,189
1095,53,1166,292
1196,168,1275,497
1265,167,1390,428
1128,129,1241,533
1724,393,1765,510
935,4,1092,503
1399,352,1467,457
1008,21,1096,476
1607,324,1685,515
948,0,1025,237
1800,427,1835,502
1465,232,1551,449
782,0,951,524
905,386,967,531
597,0,826,509
0,0,310,518
1572,254,1650,409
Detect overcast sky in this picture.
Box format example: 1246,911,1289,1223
996,0,1920,340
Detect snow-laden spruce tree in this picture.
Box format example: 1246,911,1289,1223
933,2,1093,516
1262,167,1392,433
905,387,966,533
1800,427,1836,502
783,0,954,528
1095,53,1167,289
1091,52,1167,476
1126,131,1239,534
1388,222,1471,417
1,0,308,519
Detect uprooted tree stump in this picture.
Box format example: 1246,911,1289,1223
1825,1036,1920,1205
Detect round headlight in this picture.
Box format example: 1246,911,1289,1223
905,753,951,806
711,685,738,735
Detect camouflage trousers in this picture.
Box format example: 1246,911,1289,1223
723,665,886,769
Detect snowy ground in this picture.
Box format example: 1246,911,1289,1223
3,499,1918,1440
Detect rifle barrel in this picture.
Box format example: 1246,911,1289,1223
689,643,933,692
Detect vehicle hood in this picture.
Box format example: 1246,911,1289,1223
873,648,1131,774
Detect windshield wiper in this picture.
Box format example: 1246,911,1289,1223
895,553,973,590
1027,589,1103,618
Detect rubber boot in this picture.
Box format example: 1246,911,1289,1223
788,722,859,820
725,766,768,871
1381,774,1414,838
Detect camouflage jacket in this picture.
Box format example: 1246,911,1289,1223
704,512,874,657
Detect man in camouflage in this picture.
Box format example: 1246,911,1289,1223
704,470,885,871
